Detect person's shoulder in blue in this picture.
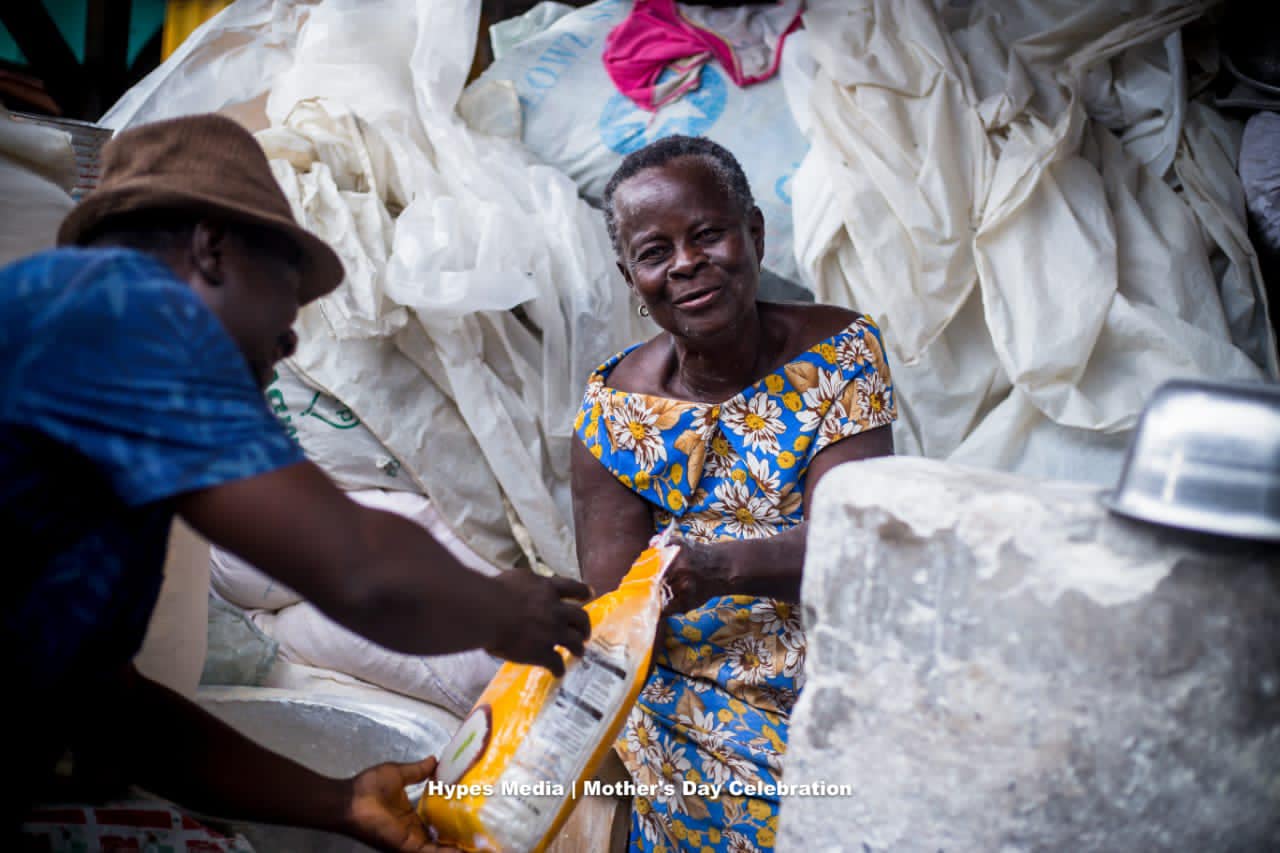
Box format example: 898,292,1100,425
1,245,302,507
3,113,593,851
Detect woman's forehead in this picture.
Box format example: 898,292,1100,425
615,156,737,224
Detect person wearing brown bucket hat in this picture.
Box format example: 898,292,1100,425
1,113,591,851
59,112,344,390
57,112,345,305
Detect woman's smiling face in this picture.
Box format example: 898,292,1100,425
613,155,765,341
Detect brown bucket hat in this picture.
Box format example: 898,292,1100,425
58,113,344,304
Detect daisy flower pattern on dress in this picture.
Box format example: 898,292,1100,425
779,622,806,682
727,635,775,686
747,599,801,638
721,393,786,454
637,808,670,849
856,370,895,428
691,403,722,440
745,452,781,503
626,712,663,767
653,742,693,811
679,705,729,754
796,366,845,433
726,829,761,853
704,432,739,480
711,480,781,540
700,750,736,787
608,395,669,470
817,400,857,451
836,329,874,371
642,677,677,705
583,372,611,407
684,511,724,543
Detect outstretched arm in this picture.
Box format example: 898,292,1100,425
79,666,450,852
177,459,590,675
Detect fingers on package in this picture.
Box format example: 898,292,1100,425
419,543,675,852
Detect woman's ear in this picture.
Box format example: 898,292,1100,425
749,206,766,263
617,259,634,288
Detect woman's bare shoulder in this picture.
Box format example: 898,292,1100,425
761,301,865,357
601,335,672,396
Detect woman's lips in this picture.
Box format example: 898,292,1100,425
673,285,722,311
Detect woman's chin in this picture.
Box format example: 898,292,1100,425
670,303,753,340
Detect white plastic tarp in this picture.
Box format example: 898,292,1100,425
101,0,319,133
266,361,410,493
788,0,1277,484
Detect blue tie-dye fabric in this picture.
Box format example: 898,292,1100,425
0,248,303,692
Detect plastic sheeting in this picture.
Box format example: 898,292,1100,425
266,360,410,493
788,0,1277,484
102,0,319,133
106,0,650,574
1242,111,1280,253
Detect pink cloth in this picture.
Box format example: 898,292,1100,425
604,0,804,112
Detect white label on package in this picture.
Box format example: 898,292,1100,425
480,640,629,851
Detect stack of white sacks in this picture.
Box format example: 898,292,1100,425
210,487,500,717
216,365,502,716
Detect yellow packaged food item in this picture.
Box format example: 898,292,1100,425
419,542,675,852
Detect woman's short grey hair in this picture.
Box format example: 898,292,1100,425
602,135,755,252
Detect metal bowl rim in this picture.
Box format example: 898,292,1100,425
1098,489,1280,543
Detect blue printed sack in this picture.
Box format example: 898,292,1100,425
470,0,810,285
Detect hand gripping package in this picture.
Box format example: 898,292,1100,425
419,542,676,852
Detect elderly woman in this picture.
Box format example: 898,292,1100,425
571,135,897,853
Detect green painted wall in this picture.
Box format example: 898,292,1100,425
0,0,167,67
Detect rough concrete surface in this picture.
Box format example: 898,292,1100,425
778,458,1280,852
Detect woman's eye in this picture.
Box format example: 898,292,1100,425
637,247,665,263
697,228,723,242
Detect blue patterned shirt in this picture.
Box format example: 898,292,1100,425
0,248,304,697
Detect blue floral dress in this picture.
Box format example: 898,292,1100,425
574,316,896,852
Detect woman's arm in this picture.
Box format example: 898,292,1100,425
571,437,658,597
665,424,894,609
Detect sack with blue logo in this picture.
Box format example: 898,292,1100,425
465,0,810,286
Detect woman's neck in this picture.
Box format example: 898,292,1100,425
668,305,771,402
